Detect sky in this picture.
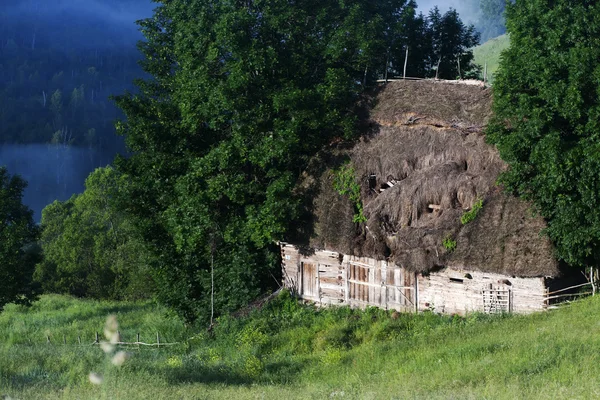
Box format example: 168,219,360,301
416,0,480,26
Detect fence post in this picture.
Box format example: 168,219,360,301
484,62,487,85
384,52,389,83
403,47,409,79
157,332,160,348
78,336,81,345
95,332,99,344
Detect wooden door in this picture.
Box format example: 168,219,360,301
385,267,415,312
301,262,318,299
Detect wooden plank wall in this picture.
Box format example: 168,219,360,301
281,243,548,314
280,244,344,305
344,255,415,312
417,268,547,314
280,244,416,311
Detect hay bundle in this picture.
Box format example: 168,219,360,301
306,80,559,278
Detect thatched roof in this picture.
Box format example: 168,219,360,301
304,80,558,278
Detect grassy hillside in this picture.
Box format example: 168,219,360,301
2,292,600,399
473,34,510,83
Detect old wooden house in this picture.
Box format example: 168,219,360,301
281,79,584,315
281,243,567,314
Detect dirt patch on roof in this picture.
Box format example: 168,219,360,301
303,80,558,278
370,79,493,129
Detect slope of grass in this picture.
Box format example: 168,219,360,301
3,292,600,399
473,34,510,84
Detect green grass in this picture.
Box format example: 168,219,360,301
473,34,510,84
3,292,600,399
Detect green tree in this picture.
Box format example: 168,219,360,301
426,7,480,79
388,6,480,79
36,167,154,299
0,167,40,311
115,0,422,322
488,1,600,267
114,0,482,323
391,3,431,78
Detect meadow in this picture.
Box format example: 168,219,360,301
473,34,510,83
2,291,600,399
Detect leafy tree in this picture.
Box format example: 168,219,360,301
36,166,154,299
114,0,483,323
392,4,431,78
488,0,600,267
115,0,419,322
0,167,40,311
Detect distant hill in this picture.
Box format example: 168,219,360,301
473,34,509,84
0,0,152,220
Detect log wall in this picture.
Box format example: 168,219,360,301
417,268,548,314
281,243,549,314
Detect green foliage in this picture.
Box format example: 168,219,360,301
333,162,367,223
388,4,481,79
461,198,483,225
488,1,600,268
36,167,154,300
442,235,457,253
422,7,481,79
113,0,416,322
0,167,40,311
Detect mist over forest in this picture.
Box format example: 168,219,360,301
0,0,153,220
416,0,506,42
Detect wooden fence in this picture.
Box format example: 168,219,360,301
23,331,179,347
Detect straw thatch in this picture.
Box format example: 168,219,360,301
305,80,559,278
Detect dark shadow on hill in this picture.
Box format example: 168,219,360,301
284,85,382,253
153,357,308,386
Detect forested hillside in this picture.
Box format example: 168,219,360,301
0,0,152,218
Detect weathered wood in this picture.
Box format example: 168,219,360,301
546,282,591,295
545,292,591,301
282,245,551,315
403,47,409,79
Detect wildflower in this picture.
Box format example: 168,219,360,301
112,351,129,367
104,315,118,343
89,372,103,385
100,341,115,354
